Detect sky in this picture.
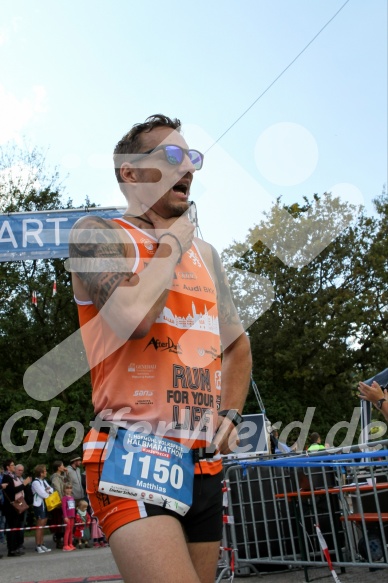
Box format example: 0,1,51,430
0,0,386,253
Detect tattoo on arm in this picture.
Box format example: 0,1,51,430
69,216,134,310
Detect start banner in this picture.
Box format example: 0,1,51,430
0,207,125,262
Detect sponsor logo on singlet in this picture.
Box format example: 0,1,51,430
133,390,154,406
187,249,202,267
177,271,197,280
144,337,182,354
155,305,219,333
140,238,156,253
128,363,156,380
196,346,218,360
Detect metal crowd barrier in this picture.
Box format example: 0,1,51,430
216,444,388,581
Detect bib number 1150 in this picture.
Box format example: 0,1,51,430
122,452,183,489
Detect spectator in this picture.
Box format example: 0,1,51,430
91,515,108,548
31,464,53,553
49,460,69,549
307,432,325,451
0,464,5,548
51,461,69,497
358,380,388,421
74,499,91,549
2,459,31,557
14,465,29,551
66,457,84,504
62,483,76,552
270,429,292,454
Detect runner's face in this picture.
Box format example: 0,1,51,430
134,126,196,218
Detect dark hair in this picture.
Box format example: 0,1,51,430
3,458,15,471
113,114,181,184
310,432,320,444
53,460,64,472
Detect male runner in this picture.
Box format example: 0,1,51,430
69,114,252,583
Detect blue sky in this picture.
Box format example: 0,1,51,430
0,0,386,252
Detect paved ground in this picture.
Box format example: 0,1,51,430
0,536,387,583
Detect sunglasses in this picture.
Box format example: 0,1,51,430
134,145,204,171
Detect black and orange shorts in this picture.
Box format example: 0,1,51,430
83,429,223,543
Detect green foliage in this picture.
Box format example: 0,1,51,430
223,191,388,446
0,144,94,474
1,143,387,462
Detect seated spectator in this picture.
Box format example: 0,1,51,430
31,464,53,554
307,432,325,451
270,429,292,454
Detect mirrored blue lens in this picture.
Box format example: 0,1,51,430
188,150,203,170
165,145,183,165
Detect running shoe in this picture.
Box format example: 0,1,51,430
36,546,45,554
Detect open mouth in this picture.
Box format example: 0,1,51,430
172,182,189,196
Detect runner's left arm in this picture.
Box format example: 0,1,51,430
203,243,252,454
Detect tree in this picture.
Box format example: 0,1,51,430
223,192,388,445
0,144,94,470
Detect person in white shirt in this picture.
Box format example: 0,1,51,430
31,464,53,554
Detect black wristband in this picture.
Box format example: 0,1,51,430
158,232,183,264
218,409,243,427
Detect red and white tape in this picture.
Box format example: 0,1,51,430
315,524,342,583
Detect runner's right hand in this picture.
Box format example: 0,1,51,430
141,207,195,256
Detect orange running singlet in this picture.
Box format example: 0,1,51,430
77,218,222,452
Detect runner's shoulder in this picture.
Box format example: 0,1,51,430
72,214,123,232
194,238,221,276
194,237,213,260
70,215,129,258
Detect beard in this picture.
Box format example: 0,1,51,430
155,196,190,218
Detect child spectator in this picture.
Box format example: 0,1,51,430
74,499,91,549
91,515,109,548
62,484,76,551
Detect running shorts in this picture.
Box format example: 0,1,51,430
84,434,223,543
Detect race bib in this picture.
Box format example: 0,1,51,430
98,429,194,516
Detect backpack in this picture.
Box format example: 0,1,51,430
24,483,34,506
